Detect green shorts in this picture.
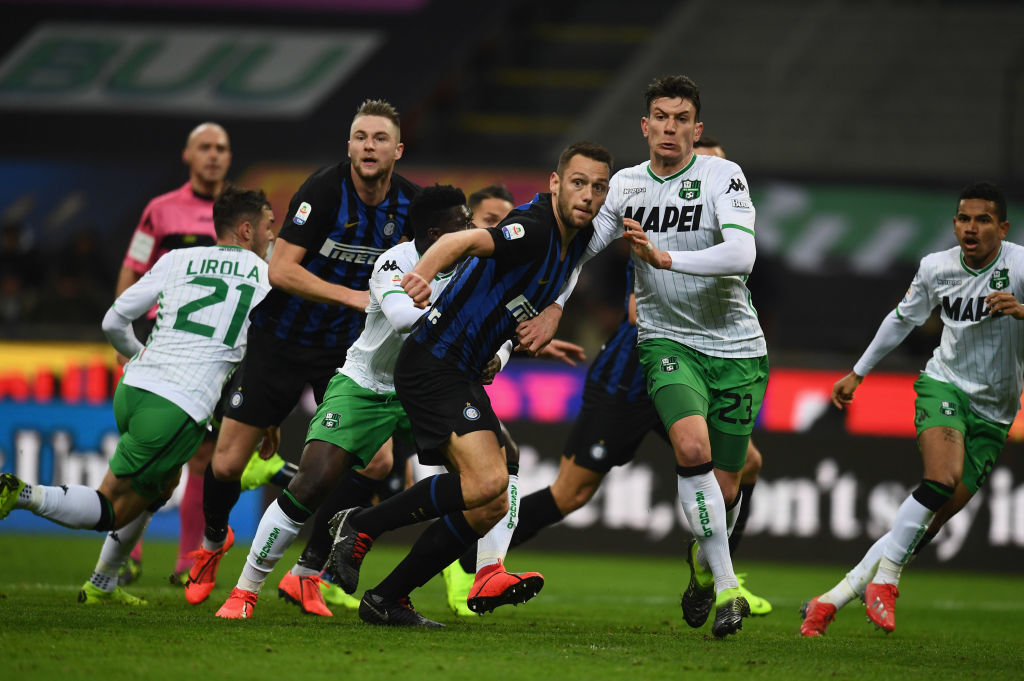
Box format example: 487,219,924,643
111,381,207,499
913,374,1008,493
639,338,769,471
305,373,414,468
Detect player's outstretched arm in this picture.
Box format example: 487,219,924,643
402,229,495,306
269,237,370,311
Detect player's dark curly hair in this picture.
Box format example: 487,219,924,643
556,141,613,177
644,75,701,119
354,98,401,130
213,184,270,238
410,184,467,243
959,182,1007,222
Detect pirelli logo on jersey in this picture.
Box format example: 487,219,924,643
941,295,992,322
625,205,702,233
319,239,385,265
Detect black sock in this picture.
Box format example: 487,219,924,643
202,462,240,544
729,482,755,555
353,473,465,539
296,469,377,570
375,512,482,601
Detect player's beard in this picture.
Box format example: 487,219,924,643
555,191,590,231
352,158,392,184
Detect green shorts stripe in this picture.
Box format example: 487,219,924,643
111,381,206,499
913,374,1008,493
306,373,414,469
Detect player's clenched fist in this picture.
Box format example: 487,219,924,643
401,271,431,308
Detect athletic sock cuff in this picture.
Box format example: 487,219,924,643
94,490,114,532
913,479,954,511
676,461,714,478
279,490,313,523
442,512,482,544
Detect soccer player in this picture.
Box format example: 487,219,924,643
578,76,766,638
0,186,275,605
800,182,1023,636
214,185,471,619
444,134,772,618
325,141,612,627
183,99,419,608
114,123,291,585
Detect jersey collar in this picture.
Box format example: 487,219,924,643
646,153,696,184
959,245,1002,276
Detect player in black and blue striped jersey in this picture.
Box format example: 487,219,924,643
325,141,613,626
184,99,418,608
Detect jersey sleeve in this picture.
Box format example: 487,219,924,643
709,160,756,235
122,200,159,274
487,212,553,267
372,246,421,333
894,259,938,325
112,251,171,320
587,172,626,257
276,166,341,251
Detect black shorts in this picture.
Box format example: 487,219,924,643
394,340,501,466
223,325,348,428
564,380,668,474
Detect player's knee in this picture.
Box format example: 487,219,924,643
464,470,508,508
673,438,710,467
211,454,246,481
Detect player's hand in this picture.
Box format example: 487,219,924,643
258,426,281,460
831,371,863,410
481,356,502,385
347,289,371,312
537,338,586,366
515,304,562,356
401,272,431,308
985,291,1024,319
622,218,671,269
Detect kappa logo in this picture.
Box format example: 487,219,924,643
725,177,747,194
679,179,701,200
293,202,312,225
501,223,526,240
378,259,401,273
623,187,646,195
990,268,1010,290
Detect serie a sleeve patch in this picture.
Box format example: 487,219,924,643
501,223,526,240
293,201,312,225
127,230,155,264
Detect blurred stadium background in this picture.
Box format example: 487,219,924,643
1,0,1023,572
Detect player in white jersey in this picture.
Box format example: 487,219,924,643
214,185,471,619
583,76,766,637
801,182,1024,636
0,185,274,605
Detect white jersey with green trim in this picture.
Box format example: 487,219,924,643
590,154,766,358
114,245,270,422
341,241,455,394
896,241,1024,424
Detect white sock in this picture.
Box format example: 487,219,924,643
476,474,519,572
725,490,743,536
30,484,103,529
290,565,319,577
88,511,153,592
875,495,934,585
238,499,304,593
678,471,737,593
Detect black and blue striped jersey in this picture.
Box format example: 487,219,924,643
409,193,594,378
250,162,419,348
585,259,646,401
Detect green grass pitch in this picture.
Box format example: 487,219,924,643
2,532,1022,681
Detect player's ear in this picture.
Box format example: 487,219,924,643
640,117,649,138
549,171,560,194
394,141,404,161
